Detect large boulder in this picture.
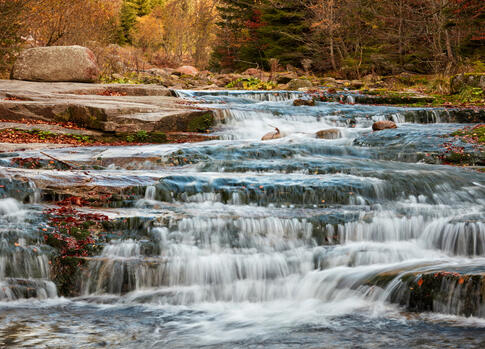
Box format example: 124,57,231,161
288,79,313,90
12,46,99,82
372,120,397,131
174,65,199,76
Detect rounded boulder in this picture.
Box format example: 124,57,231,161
12,46,100,82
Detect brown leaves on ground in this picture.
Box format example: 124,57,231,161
0,128,91,145
0,128,216,147
96,90,127,97
0,118,84,130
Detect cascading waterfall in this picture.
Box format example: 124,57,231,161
0,90,484,348
0,198,56,301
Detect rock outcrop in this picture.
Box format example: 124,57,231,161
12,46,100,83
0,80,214,134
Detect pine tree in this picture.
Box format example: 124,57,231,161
212,0,310,71
118,0,164,45
119,0,138,44
130,0,152,16
258,0,310,68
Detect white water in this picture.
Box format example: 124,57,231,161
0,91,484,347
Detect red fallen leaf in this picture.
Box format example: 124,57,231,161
417,278,424,287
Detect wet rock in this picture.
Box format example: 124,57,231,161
293,98,315,107
316,129,342,139
262,128,283,141
372,120,397,131
174,65,198,77
12,46,100,83
390,271,485,317
288,79,313,90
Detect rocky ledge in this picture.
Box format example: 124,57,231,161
0,80,215,144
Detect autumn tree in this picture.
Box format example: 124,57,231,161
212,0,262,70
26,0,119,47
0,0,32,75
132,9,165,57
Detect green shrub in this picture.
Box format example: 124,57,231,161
226,77,276,90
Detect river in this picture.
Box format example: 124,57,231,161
0,90,484,348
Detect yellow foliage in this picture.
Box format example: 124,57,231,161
132,14,165,52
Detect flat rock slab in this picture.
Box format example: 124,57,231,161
0,122,103,136
0,143,73,153
0,80,173,98
0,80,214,133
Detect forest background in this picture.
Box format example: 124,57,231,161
0,0,483,81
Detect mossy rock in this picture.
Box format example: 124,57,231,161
116,131,167,144
391,272,485,317
55,106,106,130
288,79,313,90
187,112,214,132
451,73,485,94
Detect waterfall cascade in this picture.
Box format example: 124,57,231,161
0,90,484,348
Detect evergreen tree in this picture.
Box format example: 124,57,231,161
118,0,163,45
212,0,310,71
130,0,153,16
118,0,137,44
258,0,310,68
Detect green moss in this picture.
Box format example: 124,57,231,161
117,131,167,143
100,72,143,85
55,106,106,130
187,112,215,132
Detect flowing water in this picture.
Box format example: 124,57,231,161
0,91,484,348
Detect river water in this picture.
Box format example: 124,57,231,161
0,91,484,348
